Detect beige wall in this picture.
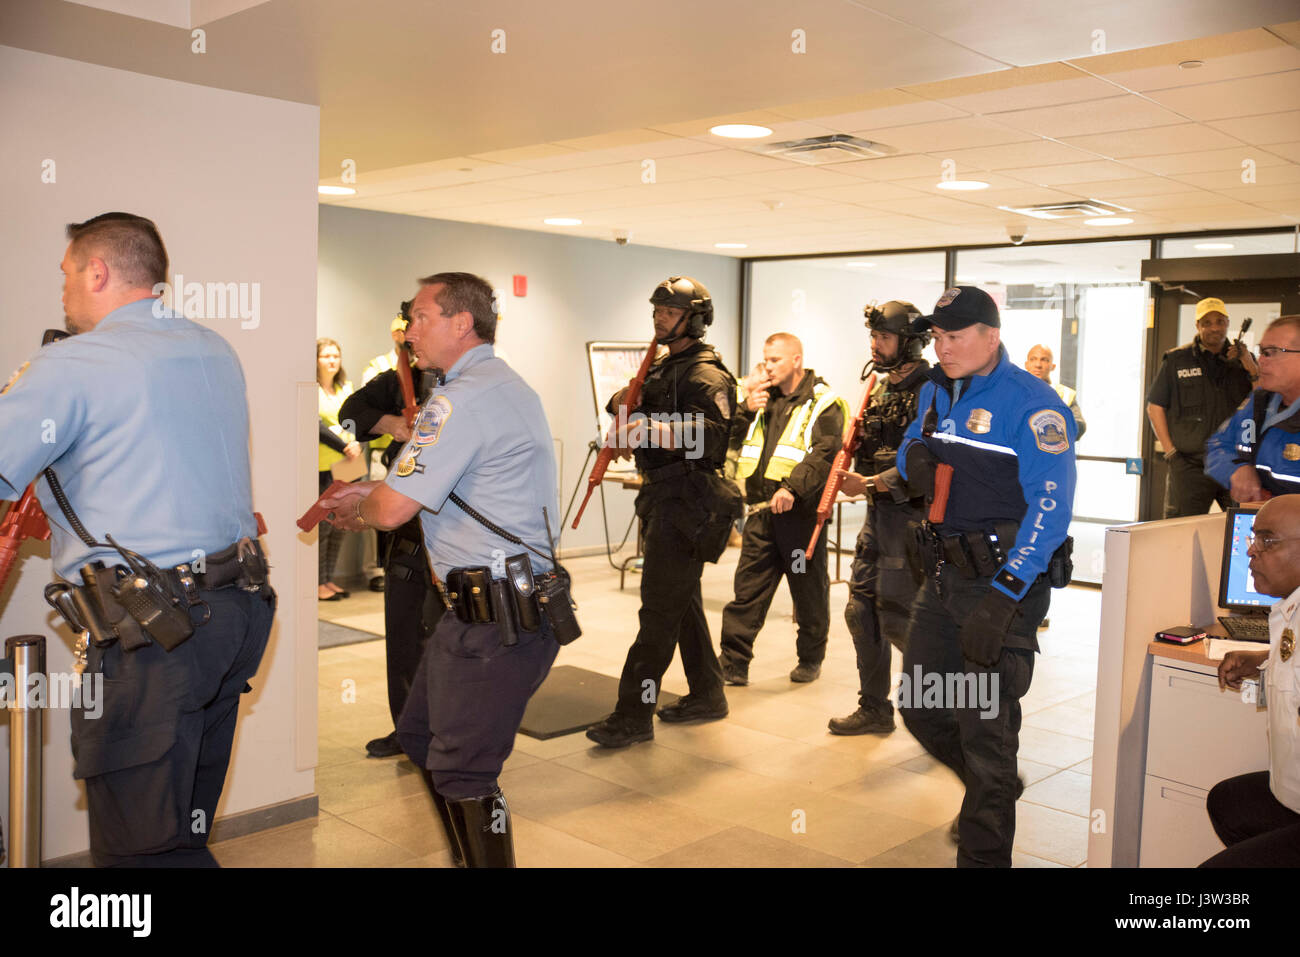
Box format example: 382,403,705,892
0,45,320,860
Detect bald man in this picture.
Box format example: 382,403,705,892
1025,344,1086,439
1202,493,1300,866
719,333,848,685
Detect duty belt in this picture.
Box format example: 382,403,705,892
640,460,715,485
444,560,563,647
915,521,1020,581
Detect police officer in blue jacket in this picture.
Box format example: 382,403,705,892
897,286,1077,867
322,272,561,868
1206,316,1300,502
0,213,273,867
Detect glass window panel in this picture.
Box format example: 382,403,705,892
1073,460,1139,523
1160,231,1296,259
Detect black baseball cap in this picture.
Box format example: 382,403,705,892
914,285,1000,331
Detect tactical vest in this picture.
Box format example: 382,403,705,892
737,382,849,481
854,372,924,475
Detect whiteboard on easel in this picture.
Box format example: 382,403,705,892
586,341,657,476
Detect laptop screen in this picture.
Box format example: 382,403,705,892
1218,507,1275,613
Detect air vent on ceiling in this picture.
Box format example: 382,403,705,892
997,199,1133,220
755,134,897,165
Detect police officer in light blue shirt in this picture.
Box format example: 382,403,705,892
322,271,561,868
1206,315,1300,503
896,285,1077,867
0,212,272,867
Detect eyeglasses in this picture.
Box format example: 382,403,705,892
1247,534,1300,553
1258,346,1300,359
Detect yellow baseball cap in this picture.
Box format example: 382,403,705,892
1195,297,1228,321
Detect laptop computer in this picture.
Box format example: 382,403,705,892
1217,507,1274,642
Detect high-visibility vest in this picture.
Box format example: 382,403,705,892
318,382,355,472
736,382,848,481
1054,383,1076,407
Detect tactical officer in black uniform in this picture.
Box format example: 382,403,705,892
587,277,742,748
829,301,931,735
338,305,445,758
1147,297,1257,517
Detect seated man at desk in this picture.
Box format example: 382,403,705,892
1204,493,1300,867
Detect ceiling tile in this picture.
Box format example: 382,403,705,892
1207,110,1300,146
649,150,799,180
830,154,955,181
494,164,646,194
854,117,1037,153
467,144,580,166
942,140,1102,170
1144,71,1300,121
724,166,870,191
1173,164,1300,189
1218,183,1300,202
808,100,968,133
1052,176,1206,198
1124,146,1293,175
1265,142,1300,163
798,182,930,204
768,89,936,121
1061,123,1244,158
902,62,1121,113
1067,28,1300,92
1008,160,1150,186
1119,190,1224,210
991,95,1187,138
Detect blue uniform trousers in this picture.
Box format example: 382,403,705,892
398,613,558,800
900,567,1049,867
72,587,273,867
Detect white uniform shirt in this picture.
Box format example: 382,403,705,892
1266,583,1300,812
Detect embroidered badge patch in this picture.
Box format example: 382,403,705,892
1284,443,1300,462
413,396,452,447
966,409,992,434
936,287,961,308
1029,409,1069,454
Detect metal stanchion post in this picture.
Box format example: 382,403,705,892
6,635,45,868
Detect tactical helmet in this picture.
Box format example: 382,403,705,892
865,299,928,370
650,276,713,343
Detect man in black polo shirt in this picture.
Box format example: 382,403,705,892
1146,297,1257,518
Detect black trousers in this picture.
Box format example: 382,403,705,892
1201,771,1300,867
719,508,830,668
1164,452,1232,518
615,509,725,721
382,518,444,728
899,568,1050,867
397,613,558,800
844,498,924,709
71,587,274,867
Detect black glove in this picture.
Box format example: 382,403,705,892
961,588,1019,668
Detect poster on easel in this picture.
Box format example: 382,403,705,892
586,341,658,476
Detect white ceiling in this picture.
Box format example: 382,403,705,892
8,1,1300,257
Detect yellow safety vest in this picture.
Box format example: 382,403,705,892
736,382,849,482
318,382,355,472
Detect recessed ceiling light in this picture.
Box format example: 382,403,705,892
543,217,582,226
710,124,772,139
1178,59,1204,70
936,180,989,191
1194,242,1235,250
318,185,355,196
714,242,748,249
1085,217,1134,226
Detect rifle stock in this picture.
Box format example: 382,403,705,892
572,336,659,529
0,487,51,592
805,371,876,559
395,344,418,428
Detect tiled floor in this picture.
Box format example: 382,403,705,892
213,547,1100,867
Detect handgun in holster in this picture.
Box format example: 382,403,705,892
1048,537,1074,588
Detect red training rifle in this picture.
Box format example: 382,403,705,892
572,336,659,530
805,368,877,559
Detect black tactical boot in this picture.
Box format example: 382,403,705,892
828,704,895,736
447,789,515,868
656,693,729,723
420,770,464,867
586,711,654,748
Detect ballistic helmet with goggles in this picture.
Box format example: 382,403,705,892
865,299,928,369
650,276,713,343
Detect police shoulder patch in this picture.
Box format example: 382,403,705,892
413,395,452,446
1029,409,1069,454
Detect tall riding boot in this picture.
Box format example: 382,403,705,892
420,770,464,867
447,789,516,868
